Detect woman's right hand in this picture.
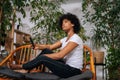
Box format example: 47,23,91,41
34,44,40,50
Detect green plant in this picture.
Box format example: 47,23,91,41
0,0,64,45
106,47,120,79
0,0,88,47
30,0,64,44
0,0,29,46
82,0,120,79
30,1,88,44
82,0,120,48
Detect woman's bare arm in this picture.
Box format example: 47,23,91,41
44,41,78,60
34,41,62,50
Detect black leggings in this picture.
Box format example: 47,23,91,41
22,48,82,78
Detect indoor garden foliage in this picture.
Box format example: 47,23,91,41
0,0,88,46
0,0,64,46
82,0,120,79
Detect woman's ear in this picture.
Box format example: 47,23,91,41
72,24,74,27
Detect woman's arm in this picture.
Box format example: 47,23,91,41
44,41,78,60
34,41,62,50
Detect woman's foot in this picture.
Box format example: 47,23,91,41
10,64,22,69
7,63,22,70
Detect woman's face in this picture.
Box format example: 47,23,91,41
62,19,74,32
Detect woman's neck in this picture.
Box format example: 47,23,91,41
66,31,75,42
67,30,74,37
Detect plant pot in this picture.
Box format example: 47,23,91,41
93,51,104,64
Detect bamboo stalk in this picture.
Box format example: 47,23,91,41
10,8,16,52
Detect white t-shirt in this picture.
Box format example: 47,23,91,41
60,34,83,69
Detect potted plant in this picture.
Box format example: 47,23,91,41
82,0,120,79
82,1,105,64
91,29,105,64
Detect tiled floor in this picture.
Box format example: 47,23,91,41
96,66,107,80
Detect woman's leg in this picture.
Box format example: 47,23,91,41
10,48,81,78
9,48,53,69
23,55,82,78
40,48,53,55
20,48,53,69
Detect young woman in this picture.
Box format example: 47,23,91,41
10,13,83,78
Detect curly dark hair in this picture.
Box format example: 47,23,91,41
58,13,81,33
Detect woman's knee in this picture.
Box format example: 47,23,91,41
22,55,48,70
40,48,53,55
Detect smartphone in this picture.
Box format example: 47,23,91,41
29,37,35,49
